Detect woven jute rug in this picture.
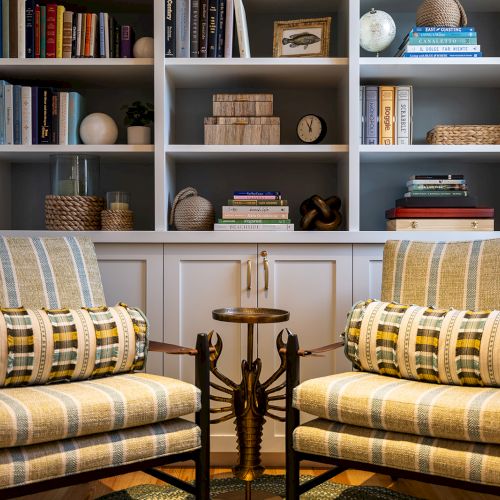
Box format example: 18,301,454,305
98,475,422,499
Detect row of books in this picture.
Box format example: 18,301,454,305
0,1,135,58
386,174,494,231
0,81,84,145
396,26,482,58
214,192,294,231
360,85,413,145
166,0,246,58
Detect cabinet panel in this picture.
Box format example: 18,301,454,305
353,244,384,302
95,244,164,376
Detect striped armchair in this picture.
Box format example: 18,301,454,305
285,239,500,498
0,237,209,499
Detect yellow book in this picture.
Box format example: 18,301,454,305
56,5,65,58
379,86,395,145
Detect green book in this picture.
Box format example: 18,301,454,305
228,199,288,206
218,219,292,224
408,37,477,45
40,5,47,58
404,191,468,198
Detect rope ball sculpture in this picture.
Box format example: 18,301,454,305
300,195,342,231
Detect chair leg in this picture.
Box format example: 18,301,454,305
286,448,300,500
195,451,210,500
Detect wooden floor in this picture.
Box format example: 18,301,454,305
17,467,499,500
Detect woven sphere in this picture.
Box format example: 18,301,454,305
416,0,467,27
80,113,118,145
133,37,154,58
170,187,215,231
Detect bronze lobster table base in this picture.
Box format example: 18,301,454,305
210,308,290,500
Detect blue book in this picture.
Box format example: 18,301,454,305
0,80,6,144
68,91,83,144
412,27,476,33
13,85,22,144
410,31,476,38
234,191,281,196
31,86,38,144
25,0,35,58
403,52,482,57
99,12,105,57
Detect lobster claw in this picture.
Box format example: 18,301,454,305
208,330,223,366
276,328,290,360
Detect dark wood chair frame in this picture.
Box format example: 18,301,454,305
2,334,211,500
285,332,500,499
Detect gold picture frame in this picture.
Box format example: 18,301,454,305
273,17,332,58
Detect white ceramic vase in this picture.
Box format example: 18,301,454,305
127,126,151,145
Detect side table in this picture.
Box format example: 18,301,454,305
210,307,290,500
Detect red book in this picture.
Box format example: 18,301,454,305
386,207,495,219
46,4,58,58
34,5,41,57
84,12,92,57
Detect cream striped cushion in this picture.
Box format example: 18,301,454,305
0,373,200,448
382,239,500,310
293,419,500,487
293,372,500,444
0,304,148,387
0,419,200,488
345,299,500,386
0,236,105,309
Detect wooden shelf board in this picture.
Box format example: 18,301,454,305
360,145,500,163
165,58,348,88
0,145,154,163
0,59,154,87
360,58,500,87
165,144,349,162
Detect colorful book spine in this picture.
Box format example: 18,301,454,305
34,4,40,57
165,0,175,57
412,27,476,33
403,52,482,57
216,0,226,57
62,10,73,57
46,4,57,57
360,86,365,143
396,86,412,145
406,45,480,53
190,0,199,57
84,12,91,56
234,191,281,196
214,223,294,231
38,87,52,144
176,0,189,57
207,0,218,57
234,0,249,57
58,91,68,145
40,5,46,57
223,206,289,214
407,184,466,191
75,13,82,56
410,174,464,180
224,0,233,57
25,0,35,57
1,1,8,58
404,191,467,197
198,0,208,57
21,86,31,144
113,20,120,57
0,81,5,144
108,16,115,57
51,91,58,143
17,0,26,57
408,37,477,45
364,85,378,145
379,86,394,145
67,91,83,144
120,25,133,57
56,4,65,58
219,219,291,224
31,86,38,144
5,83,13,144
99,12,105,57
89,13,97,57
103,12,109,57
71,11,77,56
408,179,465,185
12,85,21,144
228,199,288,206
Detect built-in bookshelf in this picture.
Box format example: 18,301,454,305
0,0,499,241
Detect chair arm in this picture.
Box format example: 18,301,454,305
148,340,198,356
280,340,344,357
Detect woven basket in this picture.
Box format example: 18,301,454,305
416,0,467,27
101,210,134,231
45,195,105,231
170,187,215,231
427,125,500,145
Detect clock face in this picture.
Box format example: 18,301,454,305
297,114,326,144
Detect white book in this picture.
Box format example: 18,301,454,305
223,206,289,214
17,0,25,58
76,13,83,57
360,86,365,144
234,0,250,58
214,224,294,231
224,0,234,57
5,84,13,145
176,0,190,57
89,13,97,57
103,13,110,57
407,179,465,185
405,45,481,53
396,86,412,145
58,92,69,145
21,86,31,145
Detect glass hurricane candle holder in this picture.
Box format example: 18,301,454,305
50,154,100,196
106,192,131,211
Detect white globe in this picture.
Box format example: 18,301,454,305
80,113,118,145
360,9,396,53
133,37,154,58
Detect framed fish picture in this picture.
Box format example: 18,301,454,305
273,17,331,57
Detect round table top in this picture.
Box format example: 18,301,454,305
212,307,290,324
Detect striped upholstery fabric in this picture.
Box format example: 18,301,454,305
0,304,148,387
0,373,200,447
381,239,500,310
293,372,500,444
0,236,105,309
344,299,500,386
0,419,200,488
293,419,500,487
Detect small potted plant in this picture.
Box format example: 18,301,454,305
122,101,154,145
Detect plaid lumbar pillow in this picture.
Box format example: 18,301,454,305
0,303,148,387
345,299,500,387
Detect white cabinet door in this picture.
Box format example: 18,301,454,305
164,244,257,453
353,244,384,302
95,244,164,376
257,244,353,453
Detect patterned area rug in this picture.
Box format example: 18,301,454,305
98,475,422,499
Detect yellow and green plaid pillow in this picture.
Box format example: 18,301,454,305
0,303,148,387
345,299,500,387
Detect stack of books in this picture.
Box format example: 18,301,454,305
360,85,413,145
0,81,84,145
396,27,482,58
0,1,135,58
386,174,494,231
214,192,294,232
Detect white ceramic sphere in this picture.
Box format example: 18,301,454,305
133,37,154,58
360,9,396,53
79,113,118,145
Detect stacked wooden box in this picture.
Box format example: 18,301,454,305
204,94,280,145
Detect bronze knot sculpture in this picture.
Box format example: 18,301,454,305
300,195,342,231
